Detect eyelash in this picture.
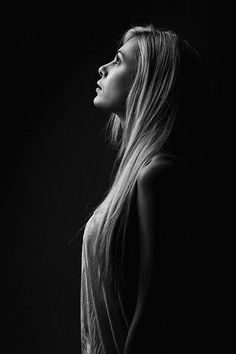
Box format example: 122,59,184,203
114,54,121,64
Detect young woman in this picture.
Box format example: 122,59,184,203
80,25,212,353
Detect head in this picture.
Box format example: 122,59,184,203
89,25,211,295
94,37,138,125
94,24,211,157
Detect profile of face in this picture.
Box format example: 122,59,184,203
93,38,138,119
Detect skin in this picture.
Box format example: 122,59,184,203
93,37,138,128
124,154,208,353
124,158,175,353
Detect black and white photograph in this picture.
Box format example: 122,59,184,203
1,2,232,353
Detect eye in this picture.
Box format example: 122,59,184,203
114,54,121,64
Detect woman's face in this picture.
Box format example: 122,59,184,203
93,38,138,118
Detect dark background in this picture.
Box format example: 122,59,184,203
1,2,229,353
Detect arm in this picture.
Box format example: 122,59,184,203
124,159,174,354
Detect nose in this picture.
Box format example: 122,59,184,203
98,64,108,78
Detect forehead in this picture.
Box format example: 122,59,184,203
118,38,138,65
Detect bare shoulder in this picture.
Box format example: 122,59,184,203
137,156,176,189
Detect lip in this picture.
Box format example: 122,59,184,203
97,81,102,90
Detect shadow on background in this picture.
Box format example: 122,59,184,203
1,2,229,353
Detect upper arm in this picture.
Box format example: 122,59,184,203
125,159,205,351
134,160,175,318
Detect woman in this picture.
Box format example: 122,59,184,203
80,25,212,353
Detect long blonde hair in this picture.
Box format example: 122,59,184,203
82,25,209,294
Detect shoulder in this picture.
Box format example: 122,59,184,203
137,156,177,192
136,156,186,213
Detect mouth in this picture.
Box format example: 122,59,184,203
97,81,102,90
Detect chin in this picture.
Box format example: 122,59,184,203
93,97,104,110
93,95,101,106
93,96,111,112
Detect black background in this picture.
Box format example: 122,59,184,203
1,2,230,353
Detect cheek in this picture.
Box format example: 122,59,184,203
106,73,132,106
